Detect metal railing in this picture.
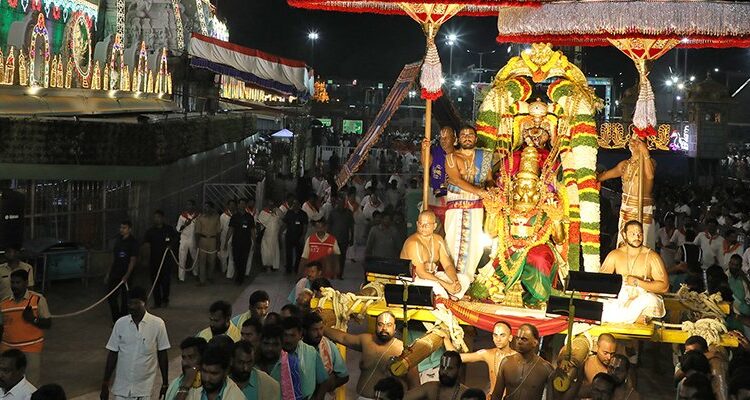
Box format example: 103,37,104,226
13,136,265,250
316,145,423,175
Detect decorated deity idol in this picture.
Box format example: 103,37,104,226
474,139,567,307
466,43,604,306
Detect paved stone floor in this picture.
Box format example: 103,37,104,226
38,246,675,399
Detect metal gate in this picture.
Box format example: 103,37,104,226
203,182,264,211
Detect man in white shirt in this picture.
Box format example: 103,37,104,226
302,195,323,237
361,187,385,221
101,287,171,400
0,349,36,400
693,219,724,268
720,229,744,270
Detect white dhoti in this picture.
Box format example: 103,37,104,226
601,285,665,324
178,239,197,281
444,195,485,282
413,271,472,299
618,194,656,250
258,210,282,270
354,211,368,245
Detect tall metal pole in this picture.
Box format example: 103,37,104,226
449,45,453,78
637,152,644,223
311,41,315,67
422,99,432,211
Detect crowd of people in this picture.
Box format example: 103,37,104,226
720,143,750,180
96,283,502,400
3,132,750,400
645,178,750,339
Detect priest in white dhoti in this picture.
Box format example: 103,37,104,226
444,126,494,282
600,220,669,324
257,204,283,271
400,210,470,299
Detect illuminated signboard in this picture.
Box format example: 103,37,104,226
342,119,363,134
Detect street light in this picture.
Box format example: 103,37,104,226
308,31,319,66
445,33,458,77
453,79,462,88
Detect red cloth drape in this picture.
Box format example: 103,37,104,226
436,298,568,336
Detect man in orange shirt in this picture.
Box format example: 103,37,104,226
300,219,341,279
0,269,51,386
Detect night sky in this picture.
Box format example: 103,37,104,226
219,0,750,91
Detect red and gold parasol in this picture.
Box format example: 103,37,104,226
492,0,750,265
290,0,539,209
496,0,750,137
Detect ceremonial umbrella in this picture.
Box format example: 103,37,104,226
289,0,540,209
495,0,750,221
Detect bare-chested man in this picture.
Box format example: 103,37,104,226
444,125,494,281
597,136,656,249
323,311,419,400
448,321,516,395
400,210,470,298
609,354,641,400
560,334,618,399
404,351,467,400
491,324,553,400
600,220,668,324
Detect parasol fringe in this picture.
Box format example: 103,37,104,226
288,0,541,17
633,75,655,131
496,1,750,47
420,34,443,100
632,61,657,137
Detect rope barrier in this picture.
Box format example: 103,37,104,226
50,246,219,319
51,280,128,319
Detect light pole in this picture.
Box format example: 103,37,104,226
466,49,495,82
446,33,457,78
308,31,319,67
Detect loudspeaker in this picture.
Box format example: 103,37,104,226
546,296,604,322
0,189,24,250
565,271,622,296
365,257,411,277
384,284,434,308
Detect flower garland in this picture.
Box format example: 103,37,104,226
548,78,601,272
548,79,580,271
493,212,555,289
571,114,600,271
476,76,531,150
